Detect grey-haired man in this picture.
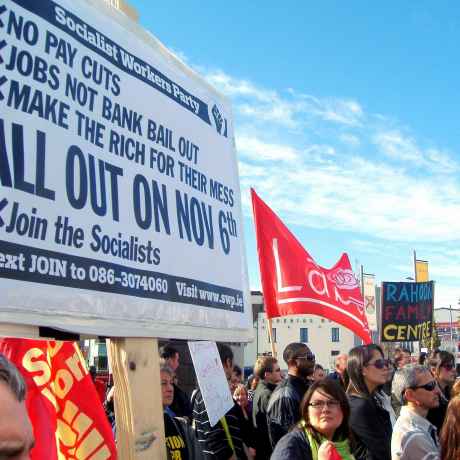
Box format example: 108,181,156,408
0,353,34,459
391,364,441,460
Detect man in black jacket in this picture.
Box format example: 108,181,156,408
266,342,315,449
252,356,282,459
192,343,254,460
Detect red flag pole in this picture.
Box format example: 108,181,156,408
267,318,277,358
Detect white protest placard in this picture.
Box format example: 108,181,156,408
188,341,234,427
0,0,252,341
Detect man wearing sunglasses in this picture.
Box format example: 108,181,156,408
266,342,315,449
391,365,441,460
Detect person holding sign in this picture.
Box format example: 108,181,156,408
271,379,356,460
192,343,254,459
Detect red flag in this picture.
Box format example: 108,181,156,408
0,338,117,460
252,189,371,344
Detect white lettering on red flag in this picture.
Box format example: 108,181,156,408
252,189,371,344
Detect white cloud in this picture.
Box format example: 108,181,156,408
236,136,299,162
340,133,361,147
373,130,460,174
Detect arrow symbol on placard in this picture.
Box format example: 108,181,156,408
0,6,6,28
0,40,6,64
0,76,7,101
0,198,8,228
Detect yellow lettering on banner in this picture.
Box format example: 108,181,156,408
54,369,74,399
56,400,111,459
48,340,65,358
65,351,86,382
89,444,111,460
41,387,58,410
383,324,397,340
62,400,79,425
75,427,104,458
171,451,182,460
22,348,51,386
73,413,93,442
57,418,77,447
396,326,407,341
407,325,418,339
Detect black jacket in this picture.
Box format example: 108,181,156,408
348,394,392,460
170,383,193,418
270,428,313,460
252,380,277,459
266,375,310,449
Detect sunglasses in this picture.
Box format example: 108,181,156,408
410,380,437,392
367,358,391,369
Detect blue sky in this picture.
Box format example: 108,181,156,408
130,1,460,309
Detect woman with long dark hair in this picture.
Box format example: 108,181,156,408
271,379,355,460
427,350,456,432
346,344,392,460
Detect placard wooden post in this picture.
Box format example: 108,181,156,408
108,338,166,460
267,318,277,358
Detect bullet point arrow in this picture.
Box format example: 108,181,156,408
0,198,8,227
0,40,6,64
0,6,6,28
0,76,7,101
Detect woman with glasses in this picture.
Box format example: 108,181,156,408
346,344,392,460
271,379,355,460
427,350,456,432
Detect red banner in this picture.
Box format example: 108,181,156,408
0,338,117,459
252,189,371,344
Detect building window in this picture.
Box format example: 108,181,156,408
331,328,340,342
331,350,340,356
300,328,308,343
268,328,277,343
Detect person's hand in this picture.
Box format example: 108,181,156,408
248,447,256,459
318,441,336,460
229,455,237,460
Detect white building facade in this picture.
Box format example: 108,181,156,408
243,291,357,373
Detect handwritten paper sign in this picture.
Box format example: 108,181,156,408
188,341,234,427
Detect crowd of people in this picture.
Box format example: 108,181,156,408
0,342,459,460
157,343,459,460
